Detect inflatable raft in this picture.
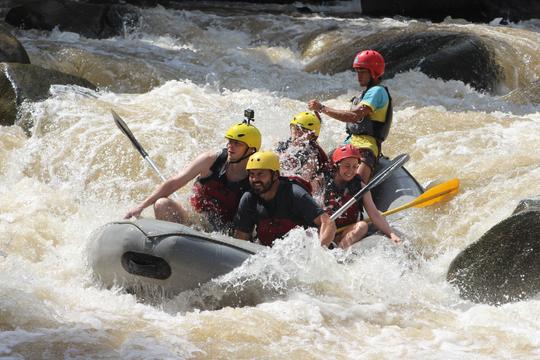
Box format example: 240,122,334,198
87,157,424,295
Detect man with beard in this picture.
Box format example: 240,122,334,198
233,151,336,247
124,121,261,231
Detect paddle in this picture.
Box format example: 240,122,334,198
336,178,460,233
330,153,410,221
111,109,179,199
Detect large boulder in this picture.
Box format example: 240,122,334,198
0,24,30,64
361,0,540,23
305,28,503,93
447,196,540,305
5,0,140,39
0,62,96,129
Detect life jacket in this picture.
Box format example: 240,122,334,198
323,173,364,228
346,85,393,143
190,149,249,224
256,176,312,247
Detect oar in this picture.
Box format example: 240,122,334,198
111,109,179,199
381,178,460,216
336,178,460,233
330,153,409,221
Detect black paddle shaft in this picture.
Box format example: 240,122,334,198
111,110,148,158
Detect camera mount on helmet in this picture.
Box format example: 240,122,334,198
243,109,255,125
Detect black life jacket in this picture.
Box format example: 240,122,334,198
346,85,393,143
190,149,250,224
255,176,312,247
323,173,364,228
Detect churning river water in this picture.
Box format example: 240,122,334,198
1,3,540,359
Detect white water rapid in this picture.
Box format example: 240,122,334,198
1,4,540,359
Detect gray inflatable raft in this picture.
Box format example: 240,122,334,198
88,157,423,295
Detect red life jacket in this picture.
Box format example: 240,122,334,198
324,174,363,228
256,177,312,247
190,149,249,224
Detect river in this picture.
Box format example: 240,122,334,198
1,3,540,359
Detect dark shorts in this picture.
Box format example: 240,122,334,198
357,148,377,171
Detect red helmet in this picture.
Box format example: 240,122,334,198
332,144,361,164
352,50,385,80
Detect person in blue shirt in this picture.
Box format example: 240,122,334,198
308,50,393,184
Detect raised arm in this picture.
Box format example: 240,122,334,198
307,99,372,124
124,151,218,219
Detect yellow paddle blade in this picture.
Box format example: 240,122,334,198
368,178,460,219
415,178,460,208
336,178,460,234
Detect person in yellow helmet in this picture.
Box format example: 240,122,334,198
124,115,261,231
234,151,336,247
275,111,329,193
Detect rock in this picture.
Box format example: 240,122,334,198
0,24,30,64
379,31,502,94
88,0,161,6
305,28,503,93
361,0,540,23
0,62,96,129
512,196,540,215
5,0,140,39
447,198,540,305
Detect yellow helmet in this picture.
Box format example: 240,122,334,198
246,151,280,172
290,111,321,137
225,123,262,151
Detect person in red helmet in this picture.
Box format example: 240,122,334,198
323,144,400,249
308,50,393,184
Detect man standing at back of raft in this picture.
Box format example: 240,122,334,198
308,50,393,184
124,120,262,231
233,151,336,247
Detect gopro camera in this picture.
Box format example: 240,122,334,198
244,109,255,124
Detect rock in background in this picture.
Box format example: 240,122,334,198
0,63,96,129
5,0,140,39
304,28,503,94
447,196,540,305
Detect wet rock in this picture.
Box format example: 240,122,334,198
447,197,540,305
0,62,96,128
86,0,160,6
305,29,503,93
0,24,30,64
512,196,540,214
361,0,540,23
5,0,140,39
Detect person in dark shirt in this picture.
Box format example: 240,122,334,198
234,151,336,247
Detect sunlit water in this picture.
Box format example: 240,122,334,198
1,3,540,359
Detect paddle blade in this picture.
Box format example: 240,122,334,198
415,178,460,208
111,109,148,157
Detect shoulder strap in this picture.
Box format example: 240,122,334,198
210,148,228,175
285,176,313,195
